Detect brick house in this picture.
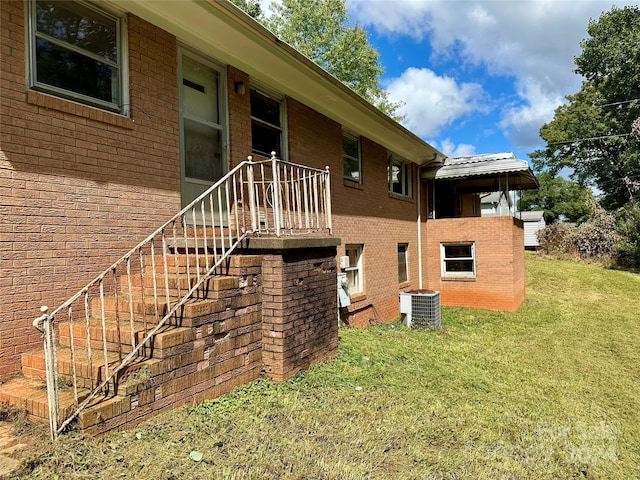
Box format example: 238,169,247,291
0,0,537,434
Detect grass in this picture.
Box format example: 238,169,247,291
11,254,640,479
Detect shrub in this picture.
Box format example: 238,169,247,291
537,222,576,256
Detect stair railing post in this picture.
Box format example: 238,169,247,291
271,152,281,236
246,156,257,233
324,166,332,234
34,306,60,440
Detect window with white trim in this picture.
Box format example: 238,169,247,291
251,88,283,158
28,0,125,113
398,243,408,283
343,133,361,182
388,155,412,197
344,244,363,295
441,242,476,278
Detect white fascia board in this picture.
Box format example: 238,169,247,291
113,0,443,166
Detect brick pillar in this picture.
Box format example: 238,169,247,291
239,237,340,381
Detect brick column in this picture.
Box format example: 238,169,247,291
239,237,340,381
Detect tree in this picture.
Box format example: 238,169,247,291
531,6,640,210
261,0,401,118
229,0,262,19
518,170,592,224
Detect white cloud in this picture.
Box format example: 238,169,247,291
386,67,485,137
348,0,636,147
436,139,477,158
499,79,565,148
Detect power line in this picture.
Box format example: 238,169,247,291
596,98,640,108
547,133,632,146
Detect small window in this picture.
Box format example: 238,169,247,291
343,133,361,183
388,155,412,197
398,243,408,283
28,0,125,112
441,242,476,278
344,244,363,295
251,89,282,158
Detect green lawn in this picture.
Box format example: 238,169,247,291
14,254,640,479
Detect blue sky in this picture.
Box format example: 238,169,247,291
261,0,637,162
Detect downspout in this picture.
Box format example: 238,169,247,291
417,172,423,289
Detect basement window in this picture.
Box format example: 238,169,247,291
28,0,127,113
398,243,408,283
344,244,363,295
441,242,476,279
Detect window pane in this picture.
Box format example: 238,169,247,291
344,156,360,181
251,91,280,127
347,270,359,293
36,0,117,61
251,122,281,158
35,37,118,103
342,136,358,159
398,245,407,283
444,260,474,273
184,118,223,181
182,57,219,124
445,244,472,259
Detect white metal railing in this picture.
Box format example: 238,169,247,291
33,154,331,439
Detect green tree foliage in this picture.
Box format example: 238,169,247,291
518,170,592,224
262,0,402,118
229,0,262,19
531,6,640,210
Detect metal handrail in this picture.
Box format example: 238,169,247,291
33,154,332,439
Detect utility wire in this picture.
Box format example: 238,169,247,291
596,98,640,108
547,133,632,146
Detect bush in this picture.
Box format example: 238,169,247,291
537,222,576,256
537,198,640,268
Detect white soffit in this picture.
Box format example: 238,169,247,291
113,0,444,165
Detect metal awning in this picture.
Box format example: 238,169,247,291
422,152,539,192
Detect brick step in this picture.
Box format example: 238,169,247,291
137,253,227,275
0,376,131,431
21,346,161,394
90,277,240,319
0,376,89,422
119,273,239,297
58,319,194,359
167,236,237,253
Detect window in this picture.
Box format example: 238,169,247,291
388,155,412,197
441,242,476,278
251,89,283,158
28,0,125,112
344,244,363,295
398,244,408,283
343,133,361,182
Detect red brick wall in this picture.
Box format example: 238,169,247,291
227,66,252,168
260,246,339,381
0,1,181,377
424,216,525,311
286,99,423,326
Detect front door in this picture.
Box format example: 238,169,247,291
179,52,227,222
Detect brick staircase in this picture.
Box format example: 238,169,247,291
0,250,265,435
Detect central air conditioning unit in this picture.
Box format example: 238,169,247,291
399,290,441,329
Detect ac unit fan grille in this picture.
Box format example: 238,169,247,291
411,293,440,328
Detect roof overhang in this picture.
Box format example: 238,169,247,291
112,0,445,166
422,152,539,192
